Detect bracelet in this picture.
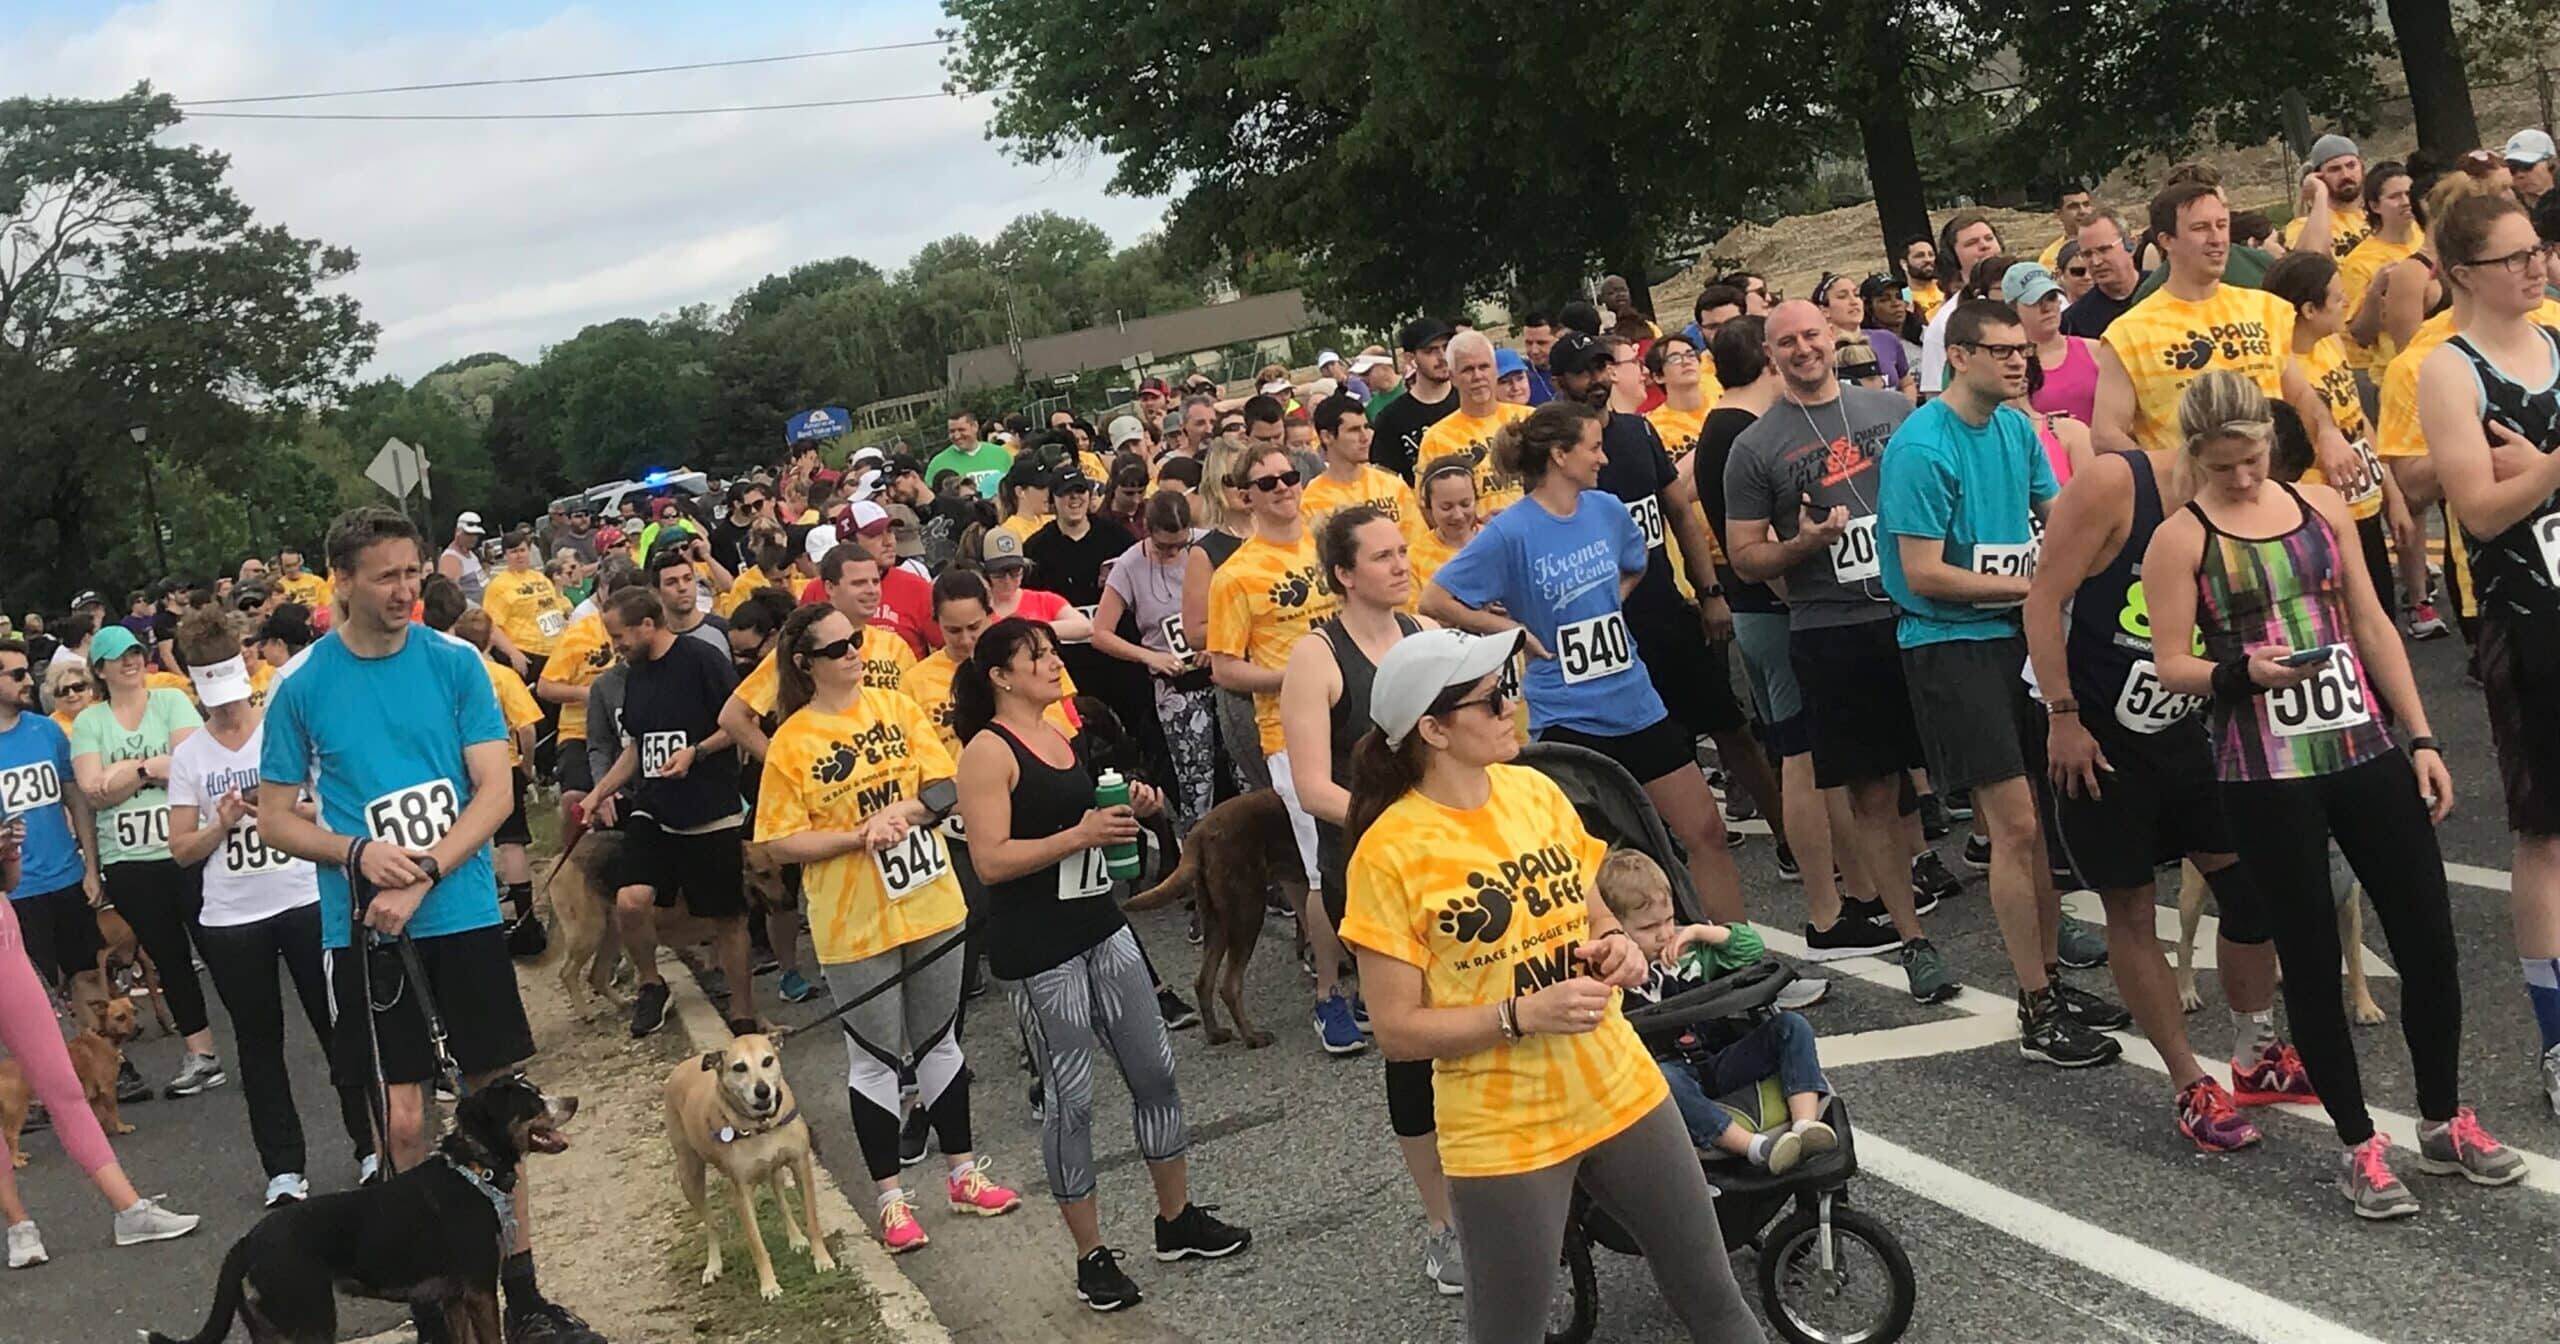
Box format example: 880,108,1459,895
2045,699,2079,717
1497,998,1521,1042
2210,657,2262,704
2408,735,2441,756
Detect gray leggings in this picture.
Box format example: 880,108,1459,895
1447,1100,1757,1344
822,933,969,1182
1006,925,1188,1203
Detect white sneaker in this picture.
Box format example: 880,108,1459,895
264,1172,310,1208
1774,978,1829,1010
163,1053,226,1097
112,1196,200,1246
359,1153,381,1185
6,1220,44,1269
2541,1042,2560,1118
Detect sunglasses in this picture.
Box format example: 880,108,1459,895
1248,469,1303,493
796,636,858,664
1446,686,1513,719
0,668,27,682
2064,266,2088,278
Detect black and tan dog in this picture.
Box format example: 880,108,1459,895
665,1032,835,1301
1126,790,1305,1048
147,1074,576,1344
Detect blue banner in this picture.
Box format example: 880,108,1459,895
786,406,851,444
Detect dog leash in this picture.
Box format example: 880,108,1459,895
769,926,970,1044
349,867,468,1180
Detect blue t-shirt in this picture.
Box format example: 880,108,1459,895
260,629,508,950
1431,489,1667,735
0,714,83,897
1876,400,2059,648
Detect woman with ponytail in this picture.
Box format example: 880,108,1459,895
753,602,1019,1256
951,616,1248,1312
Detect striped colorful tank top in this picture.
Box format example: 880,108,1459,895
2188,483,2394,782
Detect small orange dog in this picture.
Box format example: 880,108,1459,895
0,1058,29,1169
95,907,178,1037
0,995,141,1167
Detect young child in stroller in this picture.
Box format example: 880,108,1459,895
1598,849,1838,1175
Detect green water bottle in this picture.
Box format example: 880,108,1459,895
1095,770,1143,880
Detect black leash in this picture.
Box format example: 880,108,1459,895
350,863,467,1179
770,926,970,1044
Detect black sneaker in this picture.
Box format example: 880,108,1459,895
115,1059,151,1105
21,1099,48,1131
1722,791,1760,824
1801,908,1903,962
1076,1246,1144,1312
1186,903,1204,946
1911,852,1961,911
1961,832,1992,871
750,947,780,977
1945,788,1975,820
900,1106,932,1166
1028,1078,1044,1123
1918,792,1952,841
1158,987,1201,1031
1155,1203,1251,1261
503,1298,605,1344
2017,990,2124,1069
2045,975,2132,1031
1774,842,1800,882
628,981,671,1038
505,911,549,960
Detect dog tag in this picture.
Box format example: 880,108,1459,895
640,731,687,778
1057,846,1112,901
364,780,461,850
872,826,951,901
716,1126,737,1144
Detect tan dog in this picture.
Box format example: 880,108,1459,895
549,829,743,1017
95,906,177,1036
664,1033,834,1301
53,994,146,1142
0,1057,30,1168
2172,859,2383,1025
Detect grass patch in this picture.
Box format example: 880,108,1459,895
665,1182,890,1343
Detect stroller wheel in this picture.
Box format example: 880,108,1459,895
1757,1201,1915,1344
1543,1223,1598,1344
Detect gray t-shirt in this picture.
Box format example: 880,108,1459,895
1722,385,1912,631
1102,532,1204,657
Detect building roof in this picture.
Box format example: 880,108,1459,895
946,289,1322,390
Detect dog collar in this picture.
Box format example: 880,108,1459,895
717,1102,799,1144
439,1154,517,1255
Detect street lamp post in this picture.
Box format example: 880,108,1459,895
130,424,168,574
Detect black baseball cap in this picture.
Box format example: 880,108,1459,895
1049,465,1095,493
1548,330,1608,377
884,453,924,481
1399,317,1454,352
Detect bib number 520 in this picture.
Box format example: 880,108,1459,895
365,780,461,849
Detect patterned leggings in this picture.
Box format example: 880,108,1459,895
1153,682,1218,841
1006,926,1188,1203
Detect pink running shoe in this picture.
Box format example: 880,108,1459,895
2415,1108,2525,1186
948,1159,1023,1216
2175,1077,2261,1153
2230,1042,2320,1107
879,1190,930,1253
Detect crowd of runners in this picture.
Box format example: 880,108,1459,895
0,126,2558,1343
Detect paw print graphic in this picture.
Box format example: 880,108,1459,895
812,742,858,784
1435,872,1516,945
1270,573,1312,609
2167,334,2215,372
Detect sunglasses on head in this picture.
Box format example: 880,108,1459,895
796,635,858,664
1248,469,1303,493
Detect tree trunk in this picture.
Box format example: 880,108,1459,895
1852,9,1932,267
1612,245,1657,320
2386,0,2481,160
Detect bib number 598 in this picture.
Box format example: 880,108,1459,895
366,781,461,849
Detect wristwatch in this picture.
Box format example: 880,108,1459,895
2045,698,2080,716
416,855,444,885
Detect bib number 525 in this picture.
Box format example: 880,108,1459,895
365,780,461,850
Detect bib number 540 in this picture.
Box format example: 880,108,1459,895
1555,612,1632,685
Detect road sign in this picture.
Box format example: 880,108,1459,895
365,437,430,501
787,407,851,444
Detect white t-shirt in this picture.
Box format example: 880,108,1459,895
169,722,319,927
1919,301,1956,394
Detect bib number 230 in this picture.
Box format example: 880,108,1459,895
1555,612,1632,685
366,780,461,850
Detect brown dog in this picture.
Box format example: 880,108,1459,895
550,828,750,1021
664,1033,834,1301
0,1058,30,1168
1127,790,1306,1048
58,995,145,1140
2172,859,2384,1025
95,906,177,1037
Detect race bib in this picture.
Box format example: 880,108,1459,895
2112,659,2205,734
1057,846,1113,901
640,731,687,778
113,805,169,851
1555,611,1633,685
2534,512,2560,589
1623,494,1666,550
222,821,291,875
1971,540,2038,609
871,826,952,900
536,609,568,638
1160,614,1195,661
1829,516,1880,583
364,780,461,850
939,810,969,843
2267,648,2373,738
2344,438,2384,506
0,760,62,813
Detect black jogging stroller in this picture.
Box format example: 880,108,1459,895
1520,742,1915,1344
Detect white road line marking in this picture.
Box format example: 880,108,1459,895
1855,1132,2393,1344
2055,889,2397,979
1821,1016,2019,1067
2445,861,2511,893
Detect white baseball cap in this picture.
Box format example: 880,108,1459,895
2505,128,2557,167
456,511,486,535
1106,414,1147,448
1370,629,1523,747
1348,352,1393,375
1316,349,1346,370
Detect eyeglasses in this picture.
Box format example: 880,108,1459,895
2459,244,2557,276
1609,355,1643,369
1659,349,1701,366
1958,341,2035,362
2064,266,2088,278
1247,469,1303,493
796,636,858,664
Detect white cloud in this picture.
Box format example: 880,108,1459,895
0,0,1172,379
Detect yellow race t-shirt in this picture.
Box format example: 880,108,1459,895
2294,335,2383,521
2102,286,2297,453
273,571,331,610
478,567,571,658
1408,526,1476,594
1206,531,1340,756
997,513,1045,545
713,566,779,619
1300,465,1426,552
898,649,1081,757
1339,765,1667,1179
145,670,195,706
733,625,917,717
246,659,275,709
1419,403,1534,518
2337,227,2424,372
753,691,964,965
1906,280,1945,323
2282,203,2371,260
543,612,615,741
1643,401,1726,598
484,656,543,769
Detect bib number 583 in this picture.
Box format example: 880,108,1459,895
365,780,461,849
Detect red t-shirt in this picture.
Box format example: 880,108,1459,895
801,570,940,657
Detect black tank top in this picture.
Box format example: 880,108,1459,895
1198,529,1245,571
2066,451,2209,739
1310,612,1422,883
2446,326,2560,620
979,722,1128,980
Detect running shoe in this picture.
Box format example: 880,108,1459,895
2406,602,2451,641
1076,1247,1143,1311
2016,990,2121,1068
1756,1127,1806,1175
506,911,549,960
164,1053,227,1097
1187,903,1204,946
6,1220,44,1269
1722,791,1760,825
1801,910,1902,962
1774,842,1800,883
2054,915,2109,969
1422,1225,1465,1296
1314,993,1367,1056
2046,976,2131,1031
2414,1108,2525,1186
947,1158,1023,1215
1902,938,1958,1004
1917,792,1951,840
878,1190,929,1253
1027,1078,1043,1124
1158,987,1201,1031
1791,1118,1839,1157
2543,1042,2560,1118
504,1298,606,1344
2341,1136,2420,1220
1774,977,1829,1010
1351,993,1371,1034
777,970,820,1004
750,946,780,977
111,1196,200,1246
263,1172,310,1208
1945,789,1975,820
2229,1041,2321,1107
899,1107,932,1166
1960,832,1991,871
2174,1078,2261,1153
1724,826,1747,850
1155,1203,1251,1261
1911,852,1961,910
359,1153,382,1186
628,981,671,1038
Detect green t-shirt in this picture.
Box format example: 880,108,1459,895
2130,245,2273,303
71,689,203,864
925,442,1015,496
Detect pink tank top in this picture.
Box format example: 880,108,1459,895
2031,336,2098,427
2035,414,2073,486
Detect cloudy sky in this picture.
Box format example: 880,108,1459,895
2,0,1167,379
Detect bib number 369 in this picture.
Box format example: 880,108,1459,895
1555,611,1633,685
2268,648,2373,738
365,780,461,849
873,826,951,900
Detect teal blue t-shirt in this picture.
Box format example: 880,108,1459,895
1876,400,2057,648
